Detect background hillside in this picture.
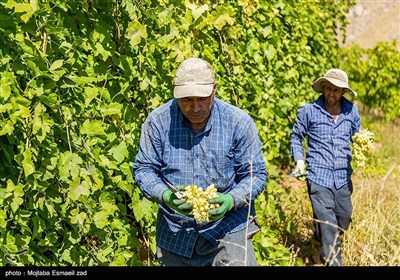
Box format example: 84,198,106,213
341,0,400,49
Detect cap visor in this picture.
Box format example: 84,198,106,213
174,84,214,98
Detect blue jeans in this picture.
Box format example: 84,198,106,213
156,222,260,266
307,180,353,266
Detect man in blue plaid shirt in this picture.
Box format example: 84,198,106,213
132,58,267,266
290,69,361,266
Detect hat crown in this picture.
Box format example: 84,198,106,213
324,69,348,84
174,58,215,86
312,68,357,96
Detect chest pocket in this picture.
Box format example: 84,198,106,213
201,143,233,191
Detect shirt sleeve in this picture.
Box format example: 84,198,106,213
290,105,308,162
351,105,361,138
131,115,167,204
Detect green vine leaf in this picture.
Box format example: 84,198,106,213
81,120,107,138
126,20,147,46
93,210,109,229
50,59,64,71
22,148,35,177
58,152,83,180
68,179,90,201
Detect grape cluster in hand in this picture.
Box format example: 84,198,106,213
182,184,219,222
352,129,375,168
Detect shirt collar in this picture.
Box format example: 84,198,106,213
314,95,353,115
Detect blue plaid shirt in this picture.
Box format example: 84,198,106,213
290,95,361,190
132,97,267,258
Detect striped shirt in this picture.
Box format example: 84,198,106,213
290,95,361,189
132,97,267,258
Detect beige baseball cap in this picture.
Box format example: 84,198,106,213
173,58,216,98
312,68,357,96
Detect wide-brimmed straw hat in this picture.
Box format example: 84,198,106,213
173,58,215,98
312,68,357,96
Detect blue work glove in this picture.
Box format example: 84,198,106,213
162,185,193,217
207,192,234,221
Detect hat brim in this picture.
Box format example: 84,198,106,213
174,84,214,98
312,77,357,96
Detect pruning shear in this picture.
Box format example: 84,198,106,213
161,177,183,199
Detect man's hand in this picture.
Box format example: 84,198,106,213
162,186,193,216
290,159,307,179
208,193,234,221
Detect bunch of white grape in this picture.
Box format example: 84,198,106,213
352,129,375,168
182,184,219,222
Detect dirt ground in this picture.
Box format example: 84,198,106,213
340,0,400,49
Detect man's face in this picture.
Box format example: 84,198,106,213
177,92,215,128
322,83,345,106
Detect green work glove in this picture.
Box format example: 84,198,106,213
162,185,193,217
207,192,234,221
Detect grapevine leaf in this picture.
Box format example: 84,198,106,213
58,152,83,180
0,209,7,229
126,20,147,46
101,102,123,117
22,148,35,177
93,210,109,229
108,142,128,164
61,249,73,264
70,212,87,226
68,179,90,201
81,120,107,137
0,120,14,135
191,4,208,20
50,59,64,71
11,196,23,212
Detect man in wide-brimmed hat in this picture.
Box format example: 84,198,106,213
289,68,361,266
